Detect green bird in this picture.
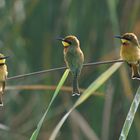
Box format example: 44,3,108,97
0,54,8,106
58,35,84,96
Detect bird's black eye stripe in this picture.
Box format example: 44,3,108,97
64,40,72,45
123,36,132,41
124,38,130,41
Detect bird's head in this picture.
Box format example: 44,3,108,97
0,54,8,64
115,33,139,46
57,35,80,48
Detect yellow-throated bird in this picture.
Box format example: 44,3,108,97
0,54,8,106
58,35,84,96
115,33,140,79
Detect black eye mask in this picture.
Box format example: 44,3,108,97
64,39,72,45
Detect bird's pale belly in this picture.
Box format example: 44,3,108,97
120,46,140,63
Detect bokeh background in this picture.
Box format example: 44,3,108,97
0,0,140,140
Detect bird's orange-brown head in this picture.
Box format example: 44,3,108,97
115,33,139,46
57,35,80,48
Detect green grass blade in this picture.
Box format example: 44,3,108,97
119,86,140,140
75,63,122,107
30,69,70,140
49,63,122,140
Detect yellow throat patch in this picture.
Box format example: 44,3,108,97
62,41,70,47
121,39,128,43
0,59,5,64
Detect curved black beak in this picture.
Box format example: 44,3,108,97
56,37,64,41
0,56,9,60
114,35,123,39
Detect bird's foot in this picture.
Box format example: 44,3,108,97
0,103,3,107
72,92,80,96
132,75,140,80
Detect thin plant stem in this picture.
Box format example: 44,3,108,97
7,59,123,81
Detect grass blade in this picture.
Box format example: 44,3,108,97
49,63,122,140
75,63,122,107
119,86,140,140
30,69,70,140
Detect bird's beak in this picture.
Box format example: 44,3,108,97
114,35,123,39
56,37,64,41
0,56,9,60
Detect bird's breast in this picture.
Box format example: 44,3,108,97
63,47,84,73
120,45,140,63
0,65,8,80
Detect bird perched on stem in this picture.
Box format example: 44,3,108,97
0,54,8,106
115,33,140,80
58,35,84,96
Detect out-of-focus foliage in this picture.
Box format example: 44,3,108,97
0,0,140,140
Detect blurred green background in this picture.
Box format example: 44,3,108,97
0,0,140,140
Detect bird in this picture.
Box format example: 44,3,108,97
115,33,140,80
58,35,84,96
0,54,8,106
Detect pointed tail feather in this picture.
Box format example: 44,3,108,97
72,72,80,96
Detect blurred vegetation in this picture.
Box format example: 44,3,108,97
0,0,140,140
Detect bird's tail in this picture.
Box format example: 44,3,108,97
72,72,80,96
131,64,140,80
